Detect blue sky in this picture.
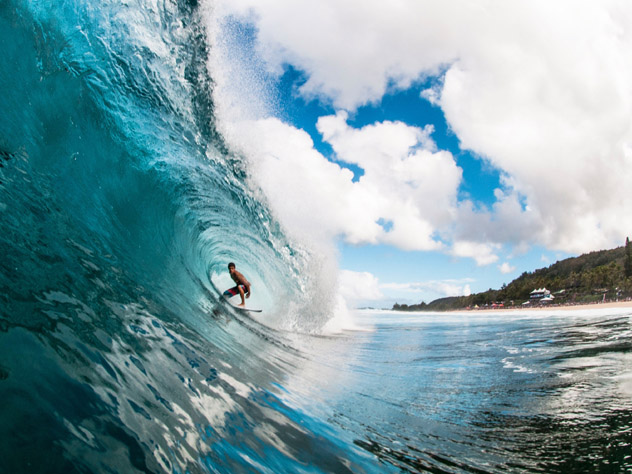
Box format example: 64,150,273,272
272,67,566,306
208,1,632,308
276,67,502,205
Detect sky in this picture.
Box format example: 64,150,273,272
206,0,632,308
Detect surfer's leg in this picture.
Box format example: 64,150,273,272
237,285,246,307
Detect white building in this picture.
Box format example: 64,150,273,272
530,288,552,300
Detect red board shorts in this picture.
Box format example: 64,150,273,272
223,285,246,297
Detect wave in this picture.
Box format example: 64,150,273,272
0,1,363,472
0,0,338,328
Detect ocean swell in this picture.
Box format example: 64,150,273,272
0,0,355,472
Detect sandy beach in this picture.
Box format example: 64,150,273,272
458,300,632,314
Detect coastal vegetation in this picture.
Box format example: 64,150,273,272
393,238,632,312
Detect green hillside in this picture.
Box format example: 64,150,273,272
393,238,632,312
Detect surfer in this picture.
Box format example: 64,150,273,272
223,262,251,307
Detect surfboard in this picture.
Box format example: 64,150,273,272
234,306,262,313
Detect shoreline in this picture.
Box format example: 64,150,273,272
451,299,632,314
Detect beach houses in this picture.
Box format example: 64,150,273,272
530,287,554,303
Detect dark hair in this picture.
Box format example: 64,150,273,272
228,262,235,269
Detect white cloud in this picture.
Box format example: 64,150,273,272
317,112,461,250
437,2,632,253
382,279,473,299
221,117,357,244
450,240,500,267
222,114,461,251
498,262,516,274
338,270,383,302
212,0,632,255
213,0,456,109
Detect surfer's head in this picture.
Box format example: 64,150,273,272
228,262,235,273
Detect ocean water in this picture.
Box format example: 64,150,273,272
1,1,632,473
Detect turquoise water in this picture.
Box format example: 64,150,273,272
334,309,632,472
2,0,632,472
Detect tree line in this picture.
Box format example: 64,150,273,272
393,237,632,312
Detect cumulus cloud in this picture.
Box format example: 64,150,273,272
317,111,461,250
222,113,461,251
437,2,632,253
498,262,516,274
213,0,456,109
338,270,384,302
213,0,632,256
450,241,500,267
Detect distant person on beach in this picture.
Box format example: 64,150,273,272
223,262,251,307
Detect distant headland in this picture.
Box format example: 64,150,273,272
393,238,632,312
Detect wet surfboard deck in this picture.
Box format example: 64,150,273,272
234,306,262,313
